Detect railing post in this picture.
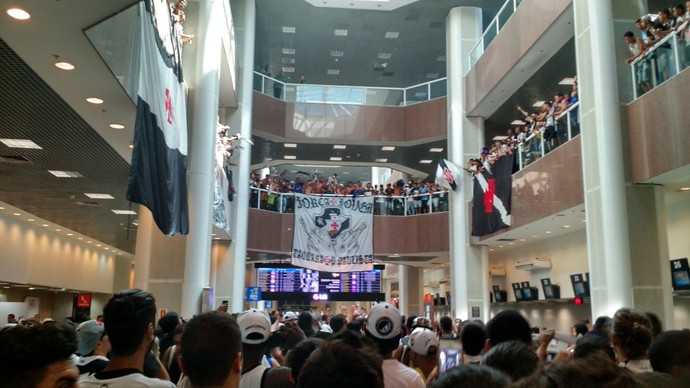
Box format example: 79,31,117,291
518,143,524,170
403,88,407,106
261,76,265,95
631,63,638,100
513,0,517,11
672,32,681,78
540,135,545,158
567,111,572,141
427,82,431,102
650,58,658,88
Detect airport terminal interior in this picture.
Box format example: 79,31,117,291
1,0,690,341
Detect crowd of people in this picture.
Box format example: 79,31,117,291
250,172,449,215
624,4,690,95
2,289,689,388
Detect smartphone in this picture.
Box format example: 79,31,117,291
438,339,463,375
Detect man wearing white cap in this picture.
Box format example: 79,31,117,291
408,329,439,383
364,302,425,388
238,309,293,388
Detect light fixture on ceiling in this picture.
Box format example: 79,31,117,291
333,145,346,149
532,100,545,107
96,244,102,247
330,50,344,57
48,170,83,178
7,8,30,20
384,31,400,39
381,146,395,151
282,57,296,64
375,158,388,163
28,287,35,290
284,155,296,160
377,53,392,59
498,245,504,248
511,120,526,125
42,224,49,227
520,238,526,241
27,218,34,222
282,26,296,33
105,247,109,250
559,77,576,85
429,147,444,152
0,138,42,149
284,143,297,148
111,210,137,215
420,160,432,164
330,157,342,161
563,225,571,228
545,230,552,234
86,97,104,104
78,237,83,240
55,229,61,232
12,212,20,216
109,123,125,129
54,61,75,71
334,29,348,36
85,193,114,199
327,69,340,75
67,233,73,236
282,67,294,73
679,187,690,192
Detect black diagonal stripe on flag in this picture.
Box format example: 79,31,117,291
126,0,189,236
472,154,513,236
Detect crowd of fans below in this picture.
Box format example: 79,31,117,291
2,288,689,388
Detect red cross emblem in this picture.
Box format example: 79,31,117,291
165,88,173,124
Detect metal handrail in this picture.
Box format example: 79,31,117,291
468,0,522,70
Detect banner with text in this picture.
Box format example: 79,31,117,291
292,194,374,272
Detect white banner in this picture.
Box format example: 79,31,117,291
292,194,374,272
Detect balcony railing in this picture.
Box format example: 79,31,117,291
630,21,689,100
253,72,447,107
249,187,450,216
468,0,524,71
515,101,580,170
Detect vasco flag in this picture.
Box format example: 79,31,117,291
472,154,513,236
292,194,374,272
127,0,189,236
435,158,462,191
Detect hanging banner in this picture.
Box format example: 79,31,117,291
292,194,374,272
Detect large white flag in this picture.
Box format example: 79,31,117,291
292,194,374,272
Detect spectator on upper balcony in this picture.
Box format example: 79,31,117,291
638,16,657,49
652,10,676,81
537,101,557,153
625,30,652,94
274,70,285,99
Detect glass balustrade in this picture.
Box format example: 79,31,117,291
468,0,523,70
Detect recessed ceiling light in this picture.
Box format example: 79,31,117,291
282,57,296,64
509,242,514,245
532,100,545,107
67,233,73,236
128,142,134,149
0,206,4,209
334,29,348,36
284,143,297,148
55,229,61,232
109,123,125,129
545,231,552,234
559,77,576,85
381,146,395,151
333,145,346,149
330,157,342,161
42,224,49,227
54,61,75,70
532,235,538,238
87,241,92,243
282,67,294,73
498,245,504,248
679,187,690,192
282,48,296,55
282,26,296,33
48,170,83,178
429,148,444,152
214,237,220,240
425,73,439,79
563,225,571,228
27,218,34,222
0,138,42,149
436,55,446,61
377,53,392,59
111,210,137,215
78,237,83,240
489,248,495,251
511,120,526,125
105,247,110,250
284,155,296,160
7,8,30,20
375,158,388,163
96,244,102,247
520,238,526,241
327,69,340,75
86,97,104,104
85,193,114,199
28,287,35,290
384,31,400,39
12,212,20,216
330,50,344,57
420,160,433,164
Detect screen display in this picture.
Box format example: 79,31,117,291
574,282,586,296
522,288,533,300
439,340,463,374
673,270,690,287
514,288,523,301
257,267,381,294
543,285,554,299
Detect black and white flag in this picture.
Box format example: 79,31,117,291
472,154,513,236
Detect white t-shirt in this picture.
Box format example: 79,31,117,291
79,370,176,387
382,359,426,388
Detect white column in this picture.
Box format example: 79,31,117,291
180,0,222,317
398,264,409,317
446,7,487,321
574,0,634,317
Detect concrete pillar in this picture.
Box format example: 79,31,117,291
446,7,489,321
181,0,223,317
215,0,255,313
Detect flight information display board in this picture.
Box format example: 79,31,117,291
255,264,385,301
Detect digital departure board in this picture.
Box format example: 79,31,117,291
254,264,385,302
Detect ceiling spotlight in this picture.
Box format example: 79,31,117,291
7,8,30,20
109,123,125,129
86,97,104,104
54,62,75,70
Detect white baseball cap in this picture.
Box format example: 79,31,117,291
238,309,271,344
366,302,401,340
409,328,439,356
283,311,298,321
